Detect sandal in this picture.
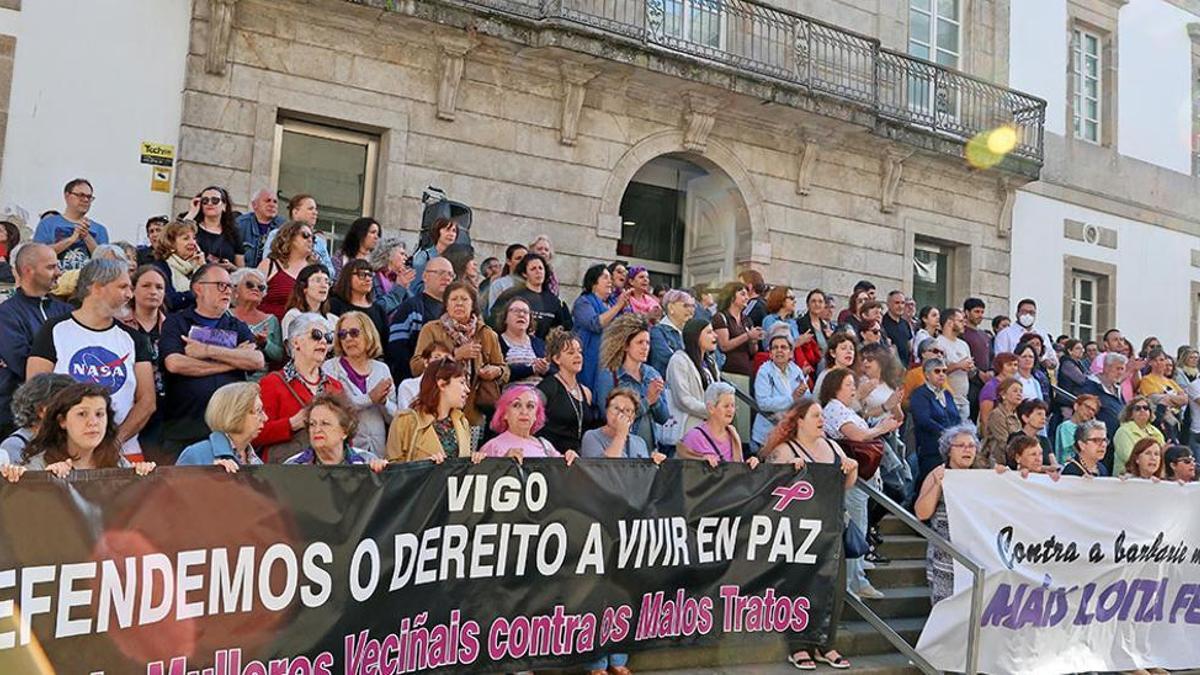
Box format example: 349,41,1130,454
814,649,851,670
786,650,817,670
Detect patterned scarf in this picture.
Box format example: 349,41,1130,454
440,313,479,348
283,360,331,394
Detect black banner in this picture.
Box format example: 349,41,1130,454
0,459,844,674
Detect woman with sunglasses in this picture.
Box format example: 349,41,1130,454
330,258,389,341
231,267,284,376
322,312,396,456
1113,396,1165,474
257,221,317,321
184,185,244,268
255,313,344,462
282,264,336,339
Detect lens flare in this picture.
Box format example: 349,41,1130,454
965,125,1018,170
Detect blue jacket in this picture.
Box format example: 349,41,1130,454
572,292,616,393
1079,378,1123,445
235,212,285,268
0,290,72,428
909,384,962,460
177,432,263,466
649,318,684,376
593,363,669,439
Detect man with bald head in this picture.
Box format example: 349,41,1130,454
236,188,284,268
0,243,72,434
386,256,454,381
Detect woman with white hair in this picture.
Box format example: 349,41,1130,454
177,382,267,469
677,382,760,468
254,312,345,462
649,289,696,375
231,267,284,375
914,424,981,605
369,236,417,316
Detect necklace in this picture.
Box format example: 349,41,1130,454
557,373,584,440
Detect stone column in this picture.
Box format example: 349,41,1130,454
559,61,600,146
435,33,479,122
206,0,239,76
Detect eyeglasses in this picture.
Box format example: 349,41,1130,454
1173,456,1195,464
243,282,267,292
308,329,335,343
196,281,233,292
427,269,455,278
1132,405,1151,412
200,197,224,206
337,328,362,340
610,405,637,416
352,270,373,279
508,307,531,316
864,328,881,334
949,442,978,450
69,192,95,201
1082,436,1109,446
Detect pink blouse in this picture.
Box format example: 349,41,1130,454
479,431,561,458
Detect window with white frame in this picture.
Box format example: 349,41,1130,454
1072,28,1102,143
663,0,725,50
1069,271,1101,341
908,0,961,68
907,0,961,116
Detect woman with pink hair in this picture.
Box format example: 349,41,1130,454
472,385,579,464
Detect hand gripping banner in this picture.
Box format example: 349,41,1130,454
0,459,845,674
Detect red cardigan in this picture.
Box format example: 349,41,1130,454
254,370,344,456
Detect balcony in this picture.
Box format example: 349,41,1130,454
371,0,1046,175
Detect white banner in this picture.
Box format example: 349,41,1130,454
915,471,1200,674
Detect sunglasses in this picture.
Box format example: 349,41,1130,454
243,282,267,292
200,196,224,206
309,329,334,343
864,328,881,334
337,328,362,340
931,368,947,375
298,231,313,240
1132,405,1151,412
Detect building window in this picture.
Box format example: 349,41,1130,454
908,0,960,68
271,119,379,252
907,0,961,116
912,240,952,311
1068,271,1100,341
1072,28,1102,144
618,181,685,288
663,0,725,51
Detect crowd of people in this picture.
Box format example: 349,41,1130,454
0,178,1195,674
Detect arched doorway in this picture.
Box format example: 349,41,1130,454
616,153,750,288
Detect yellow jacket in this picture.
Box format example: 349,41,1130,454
385,408,472,462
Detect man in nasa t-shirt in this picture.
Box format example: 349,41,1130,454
27,259,155,460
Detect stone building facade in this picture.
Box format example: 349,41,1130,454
177,0,1044,312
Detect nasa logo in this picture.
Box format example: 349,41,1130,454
67,346,130,392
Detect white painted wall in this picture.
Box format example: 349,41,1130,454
1011,0,1198,173
1010,191,1200,350
1009,0,1068,137
0,0,192,244
1118,0,1196,174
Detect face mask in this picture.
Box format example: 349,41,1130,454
1017,313,1035,328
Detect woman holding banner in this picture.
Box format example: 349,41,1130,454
386,358,471,462
914,424,980,605
1122,437,1165,480
19,383,157,477
762,397,858,671
177,382,266,468
473,385,578,464
677,382,759,469
282,392,387,470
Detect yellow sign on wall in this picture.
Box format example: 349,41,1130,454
150,167,172,193
140,141,175,167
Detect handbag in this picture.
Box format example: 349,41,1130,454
843,517,870,558
655,387,686,446
839,438,884,480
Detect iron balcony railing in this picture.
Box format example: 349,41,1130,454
440,0,1046,163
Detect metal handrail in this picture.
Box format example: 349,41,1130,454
406,0,1047,164
851,478,986,675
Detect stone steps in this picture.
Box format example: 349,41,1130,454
875,534,927,560
865,558,928,589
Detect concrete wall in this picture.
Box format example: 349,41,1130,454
1010,191,1200,349
175,0,1015,307
0,0,191,244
